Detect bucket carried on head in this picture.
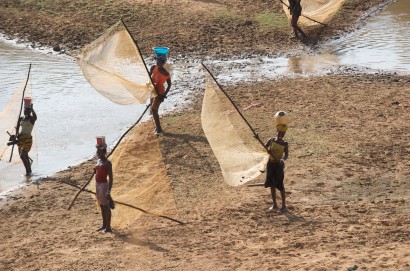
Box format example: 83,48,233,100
153,47,169,58
96,136,107,149
23,97,32,108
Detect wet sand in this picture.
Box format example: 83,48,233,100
0,0,409,270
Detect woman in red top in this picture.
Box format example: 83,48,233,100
95,140,114,233
149,55,172,135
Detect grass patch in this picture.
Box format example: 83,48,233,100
212,9,241,21
255,11,288,28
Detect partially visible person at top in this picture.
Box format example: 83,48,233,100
288,0,307,39
16,103,37,176
94,137,114,233
149,54,172,135
264,124,289,214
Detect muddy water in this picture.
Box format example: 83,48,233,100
212,0,410,84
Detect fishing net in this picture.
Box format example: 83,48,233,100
87,122,178,229
282,0,346,27
0,76,33,163
78,20,153,105
201,71,270,186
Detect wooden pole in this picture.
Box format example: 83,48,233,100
9,63,32,162
61,180,184,224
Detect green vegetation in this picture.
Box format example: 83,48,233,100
212,9,241,21
255,11,288,28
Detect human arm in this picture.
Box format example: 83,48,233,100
264,138,272,149
149,65,155,76
106,160,113,199
30,104,37,124
163,78,172,97
280,142,289,165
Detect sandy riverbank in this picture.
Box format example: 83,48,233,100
1,0,409,270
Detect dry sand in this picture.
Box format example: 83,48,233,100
0,0,409,270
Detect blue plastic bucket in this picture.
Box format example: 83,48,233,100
153,47,169,56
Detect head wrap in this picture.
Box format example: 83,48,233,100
276,124,288,133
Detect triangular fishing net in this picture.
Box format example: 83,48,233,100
0,75,33,164
78,20,153,105
201,71,269,186
87,122,178,229
282,0,346,27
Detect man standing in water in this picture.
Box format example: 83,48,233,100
149,54,172,135
288,0,307,39
16,103,37,176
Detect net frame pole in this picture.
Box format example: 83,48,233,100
201,63,268,152
9,63,32,162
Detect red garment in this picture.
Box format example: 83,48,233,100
95,164,108,183
151,66,170,95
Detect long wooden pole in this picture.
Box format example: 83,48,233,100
201,63,269,152
9,63,32,162
62,180,184,224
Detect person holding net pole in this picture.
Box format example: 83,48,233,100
149,47,172,135
14,101,37,176
288,0,307,39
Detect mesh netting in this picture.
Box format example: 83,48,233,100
87,122,178,229
78,21,153,105
282,0,346,27
201,72,269,186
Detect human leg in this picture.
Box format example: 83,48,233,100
151,97,163,133
268,187,278,211
101,205,112,232
279,188,286,213
291,15,306,38
20,150,31,175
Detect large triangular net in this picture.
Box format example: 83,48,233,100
201,71,269,186
0,75,33,164
282,0,346,27
78,20,153,105
86,123,179,229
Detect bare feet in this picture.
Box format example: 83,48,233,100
279,206,287,214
